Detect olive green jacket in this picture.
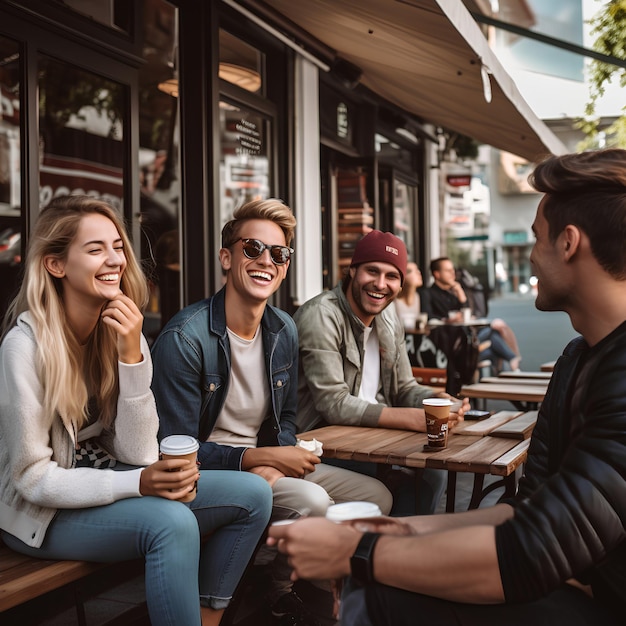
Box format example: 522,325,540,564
294,283,435,433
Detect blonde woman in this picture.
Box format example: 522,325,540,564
0,196,272,626
394,261,424,328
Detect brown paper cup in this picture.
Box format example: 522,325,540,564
159,435,200,502
423,398,452,448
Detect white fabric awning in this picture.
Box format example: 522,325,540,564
260,0,567,161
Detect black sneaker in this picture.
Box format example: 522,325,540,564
271,591,322,626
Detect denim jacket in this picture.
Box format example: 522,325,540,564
151,287,298,471
294,283,435,433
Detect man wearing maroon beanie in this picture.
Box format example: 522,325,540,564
294,231,467,515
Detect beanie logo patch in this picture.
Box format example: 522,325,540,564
385,245,399,256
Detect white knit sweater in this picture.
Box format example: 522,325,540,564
0,313,159,547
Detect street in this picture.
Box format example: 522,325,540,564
486,293,578,371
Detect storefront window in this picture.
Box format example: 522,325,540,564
0,36,21,322
393,179,416,261
376,133,419,262
219,101,271,226
139,0,180,333
49,0,133,33
38,57,125,211
219,30,263,95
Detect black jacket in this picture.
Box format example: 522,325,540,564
495,321,626,617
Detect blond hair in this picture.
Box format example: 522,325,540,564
2,195,148,429
221,198,296,248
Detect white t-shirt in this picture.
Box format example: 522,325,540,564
358,324,381,403
207,326,270,448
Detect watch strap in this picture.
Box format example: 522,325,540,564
350,532,381,585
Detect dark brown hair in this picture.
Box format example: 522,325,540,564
529,149,626,279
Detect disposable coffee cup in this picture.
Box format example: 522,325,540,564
461,307,472,323
447,310,461,323
417,313,429,330
326,501,382,619
159,435,200,502
326,501,382,523
423,398,453,448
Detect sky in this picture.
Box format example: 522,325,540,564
495,0,624,120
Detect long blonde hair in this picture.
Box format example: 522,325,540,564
1,195,148,429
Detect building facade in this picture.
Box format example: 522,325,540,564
0,0,562,329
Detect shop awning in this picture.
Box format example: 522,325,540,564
257,0,567,162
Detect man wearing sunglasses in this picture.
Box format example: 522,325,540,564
294,230,468,516
151,199,391,625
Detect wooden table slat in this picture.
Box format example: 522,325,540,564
479,376,550,387
460,382,547,403
489,411,538,440
439,436,522,472
401,434,484,469
497,371,552,380
490,439,531,475
454,410,522,436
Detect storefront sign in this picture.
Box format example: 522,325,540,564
503,230,528,244
446,174,471,187
39,154,123,211
337,102,349,139
225,117,263,156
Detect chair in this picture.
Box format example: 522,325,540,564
412,367,447,390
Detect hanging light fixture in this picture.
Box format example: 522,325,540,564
158,78,179,97
218,62,262,92
158,63,261,98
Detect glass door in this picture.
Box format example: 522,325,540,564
0,35,21,323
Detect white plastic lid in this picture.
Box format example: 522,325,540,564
422,398,453,407
160,434,199,456
325,501,382,522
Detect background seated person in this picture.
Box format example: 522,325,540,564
393,261,423,329
425,257,521,372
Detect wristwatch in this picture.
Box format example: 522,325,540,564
350,532,381,585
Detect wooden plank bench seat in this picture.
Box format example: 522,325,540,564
0,532,251,626
0,537,146,625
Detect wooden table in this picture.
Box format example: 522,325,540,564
460,381,547,410
479,376,550,387
541,360,556,372
497,370,552,380
304,410,537,512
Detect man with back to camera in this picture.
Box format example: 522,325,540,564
268,149,626,626
294,230,468,516
151,198,391,626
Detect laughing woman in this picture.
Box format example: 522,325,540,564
0,195,272,626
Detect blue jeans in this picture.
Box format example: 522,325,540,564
478,327,516,369
2,469,272,625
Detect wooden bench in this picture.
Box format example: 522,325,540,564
0,532,254,625
0,537,146,625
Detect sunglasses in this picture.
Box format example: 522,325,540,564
231,238,294,266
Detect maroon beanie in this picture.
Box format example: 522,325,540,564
350,230,407,282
